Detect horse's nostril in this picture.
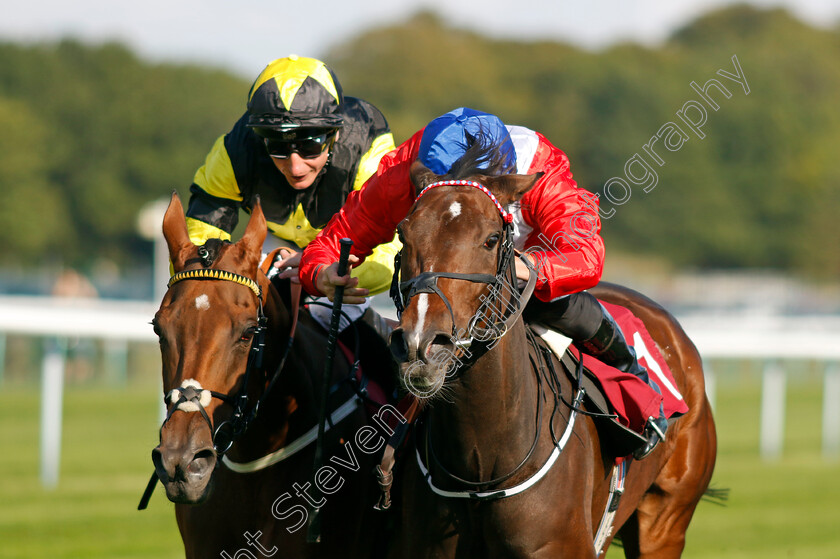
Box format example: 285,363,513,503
389,329,408,363
431,334,451,348
425,333,454,361
188,448,216,475
152,446,172,481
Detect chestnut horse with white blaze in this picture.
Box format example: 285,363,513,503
150,193,383,558
385,161,718,558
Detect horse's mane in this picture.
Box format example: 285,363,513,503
446,126,517,180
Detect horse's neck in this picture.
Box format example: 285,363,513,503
429,324,538,476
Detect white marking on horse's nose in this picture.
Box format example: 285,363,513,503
195,294,210,310
412,294,429,348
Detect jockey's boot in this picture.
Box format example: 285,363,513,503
633,385,669,460
575,305,668,460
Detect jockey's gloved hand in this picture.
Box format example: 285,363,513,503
272,248,301,283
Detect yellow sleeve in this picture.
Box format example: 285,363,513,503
339,131,399,294
187,134,243,245
192,135,244,201
350,232,402,295
186,217,232,246
353,132,396,191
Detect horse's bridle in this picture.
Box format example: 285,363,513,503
390,179,537,353
389,179,592,501
160,267,282,455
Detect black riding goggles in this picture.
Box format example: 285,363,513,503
264,132,336,159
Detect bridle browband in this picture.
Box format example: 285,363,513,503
168,268,261,298
415,180,515,224
390,179,536,354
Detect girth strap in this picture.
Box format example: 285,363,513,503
374,397,421,511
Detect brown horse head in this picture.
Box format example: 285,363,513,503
389,160,541,398
151,192,269,504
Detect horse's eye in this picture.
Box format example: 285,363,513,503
239,326,257,342
484,234,500,249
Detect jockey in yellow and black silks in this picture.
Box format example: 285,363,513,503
186,55,400,298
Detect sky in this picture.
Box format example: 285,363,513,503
1,0,838,78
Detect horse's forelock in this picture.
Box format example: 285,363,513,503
198,238,228,267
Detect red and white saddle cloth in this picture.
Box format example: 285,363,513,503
535,300,689,434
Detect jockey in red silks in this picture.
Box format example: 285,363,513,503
300,107,668,459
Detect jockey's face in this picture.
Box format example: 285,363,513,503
272,148,330,190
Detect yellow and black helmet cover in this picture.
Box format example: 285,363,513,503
247,55,344,135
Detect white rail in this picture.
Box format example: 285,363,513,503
1,295,838,487
0,295,158,341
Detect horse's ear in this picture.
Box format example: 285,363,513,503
486,172,544,206
238,196,267,258
409,160,441,195
162,192,194,270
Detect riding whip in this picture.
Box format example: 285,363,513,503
307,237,353,543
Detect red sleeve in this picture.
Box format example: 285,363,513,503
300,130,425,296
520,134,605,301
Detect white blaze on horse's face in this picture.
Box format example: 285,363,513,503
195,294,211,311
447,201,462,220
413,293,429,348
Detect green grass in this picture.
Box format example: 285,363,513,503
1,372,838,558
607,370,840,558
0,384,182,559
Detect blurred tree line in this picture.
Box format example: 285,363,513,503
1,5,838,286
0,39,245,272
